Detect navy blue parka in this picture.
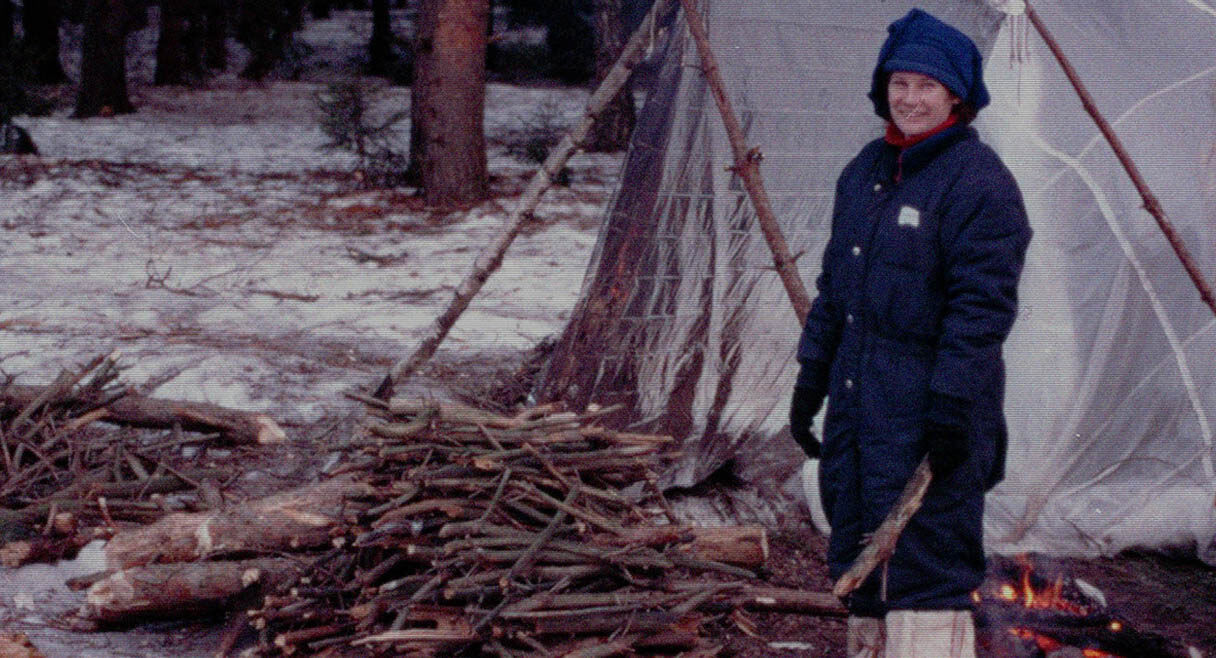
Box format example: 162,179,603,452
796,123,1031,614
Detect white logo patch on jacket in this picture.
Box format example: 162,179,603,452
896,205,921,228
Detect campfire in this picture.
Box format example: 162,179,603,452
974,555,1190,658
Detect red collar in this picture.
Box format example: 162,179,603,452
884,115,958,149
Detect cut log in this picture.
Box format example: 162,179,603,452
735,586,847,617
0,384,287,445
0,633,46,658
0,534,90,567
613,525,769,568
103,475,374,570
79,558,306,624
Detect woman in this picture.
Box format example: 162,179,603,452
788,9,1032,657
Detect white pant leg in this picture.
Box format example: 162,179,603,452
847,615,886,658
883,610,976,658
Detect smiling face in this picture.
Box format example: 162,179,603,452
886,70,960,137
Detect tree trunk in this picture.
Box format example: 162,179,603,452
157,0,205,84
414,0,488,207
154,0,186,83
405,5,426,183
384,0,672,386
236,0,304,80
202,0,228,70
367,0,393,76
0,1,13,52
23,0,68,84
75,0,135,117
586,0,634,152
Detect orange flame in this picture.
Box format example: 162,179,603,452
982,557,1122,658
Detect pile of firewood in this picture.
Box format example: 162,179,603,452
74,396,843,656
0,354,285,567
236,396,845,656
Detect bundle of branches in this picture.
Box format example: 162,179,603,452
0,353,285,565
229,397,844,657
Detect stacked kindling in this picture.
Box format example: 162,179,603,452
239,397,844,656
0,354,269,564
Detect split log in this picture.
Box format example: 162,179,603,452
80,557,306,624
0,384,287,445
103,475,373,570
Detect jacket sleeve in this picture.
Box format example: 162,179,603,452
795,174,850,392
930,165,1032,403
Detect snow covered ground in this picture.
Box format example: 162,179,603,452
0,10,617,655
1,13,615,429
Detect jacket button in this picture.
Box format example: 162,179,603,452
873,183,882,192
851,245,861,257
846,313,854,324
845,379,854,389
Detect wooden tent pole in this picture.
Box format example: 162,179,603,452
1025,2,1216,319
380,0,675,391
675,0,812,323
675,0,924,599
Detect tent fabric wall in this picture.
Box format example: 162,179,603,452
537,0,1216,563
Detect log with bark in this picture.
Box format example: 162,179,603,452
102,475,375,570
0,383,287,445
80,558,307,624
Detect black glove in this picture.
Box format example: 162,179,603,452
925,392,971,479
789,385,825,459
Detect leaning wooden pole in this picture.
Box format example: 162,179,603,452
1025,2,1216,320
676,0,811,322
382,0,674,390
676,0,928,600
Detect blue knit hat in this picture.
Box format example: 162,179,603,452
868,9,990,120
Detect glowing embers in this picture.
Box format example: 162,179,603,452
973,555,1177,658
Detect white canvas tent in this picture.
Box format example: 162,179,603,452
537,0,1216,563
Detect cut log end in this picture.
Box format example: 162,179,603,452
255,415,288,444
